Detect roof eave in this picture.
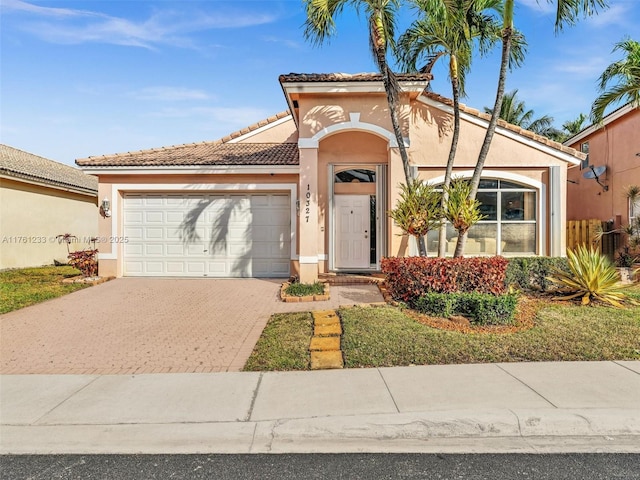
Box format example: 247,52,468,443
0,170,98,197
78,164,300,175
563,103,637,146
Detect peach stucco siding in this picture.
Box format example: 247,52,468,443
235,117,298,144
566,107,640,226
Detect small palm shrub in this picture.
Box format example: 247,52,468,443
548,245,629,307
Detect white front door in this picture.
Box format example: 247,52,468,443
335,195,371,269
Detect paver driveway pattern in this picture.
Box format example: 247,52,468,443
0,278,383,375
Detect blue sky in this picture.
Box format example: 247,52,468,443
1,0,638,166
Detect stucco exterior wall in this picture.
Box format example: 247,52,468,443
0,178,97,269
298,93,411,140
236,117,298,144
566,108,640,225
409,100,570,169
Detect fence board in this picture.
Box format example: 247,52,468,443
566,219,604,253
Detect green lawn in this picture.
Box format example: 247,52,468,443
244,286,640,371
0,265,89,314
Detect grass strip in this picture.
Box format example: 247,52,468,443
244,312,313,371
0,266,88,314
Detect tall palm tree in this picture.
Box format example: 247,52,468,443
484,89,556,135
397,0,524,257
591,38,640,123
456,0,608,257
303,0,413,183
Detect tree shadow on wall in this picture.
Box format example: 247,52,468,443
178,196,252,277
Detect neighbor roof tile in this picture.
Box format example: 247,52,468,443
1,144,98,193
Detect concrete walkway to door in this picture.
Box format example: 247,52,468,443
0,278,384,375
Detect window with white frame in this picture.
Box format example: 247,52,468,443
631,196,640,222
427,179,537,256
580,142,589,169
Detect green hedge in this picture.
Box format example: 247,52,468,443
505,257,570,292
414,292,518,326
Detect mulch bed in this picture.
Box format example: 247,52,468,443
404,294,552,335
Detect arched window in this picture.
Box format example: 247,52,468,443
334,168,376,183
427,179,537,255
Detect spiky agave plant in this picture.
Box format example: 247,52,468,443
548,245,630,307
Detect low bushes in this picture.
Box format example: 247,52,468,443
381,256,509,303
505,257,570,292
414,292,518,325
67,249,98,277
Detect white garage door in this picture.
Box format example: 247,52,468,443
123,193,291,277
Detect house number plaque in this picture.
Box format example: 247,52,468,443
305,184,311,223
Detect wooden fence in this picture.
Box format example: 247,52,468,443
566,219,617,257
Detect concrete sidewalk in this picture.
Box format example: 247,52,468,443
1,361,639,454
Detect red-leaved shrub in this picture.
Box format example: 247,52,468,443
68,249,98,277
381,256,508,303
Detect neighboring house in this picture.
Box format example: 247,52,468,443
0,145,98,270
76,73,584,283
564,104,640,231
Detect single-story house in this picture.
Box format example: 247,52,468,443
1,144,98,270
76,73,585,283
564,103,640,229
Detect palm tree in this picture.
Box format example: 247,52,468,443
456,0,608,256
562,112,588,136
484,89,557,136
398,0,524,257
591,38,640,123
303,0,414,183
388,179,442,253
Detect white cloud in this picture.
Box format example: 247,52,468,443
586,3,630,28
1,0,103,18
129,87,212,101
553,56,608,77
148,106,270,124
3,1,280,49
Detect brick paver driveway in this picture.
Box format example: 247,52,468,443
0,278,383,375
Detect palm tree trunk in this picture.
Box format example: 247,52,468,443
438,61,461,258
379,56,427,255
454,0,514,257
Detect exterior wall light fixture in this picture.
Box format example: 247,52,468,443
100,197,111,217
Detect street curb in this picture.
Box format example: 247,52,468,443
3,409,639,455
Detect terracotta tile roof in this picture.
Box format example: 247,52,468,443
421,92,587,160
76,111,295,167
76,142,299,167
279,72,433,83
0,144,98,194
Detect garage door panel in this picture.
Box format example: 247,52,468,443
145,212,164,224
166,244,185,255
144,196,164,206
124,243,143,255
144,228,164,239
166,213,184,224
145,244,163,256
123,193,290,277
124,211,143,224
166,262,185,273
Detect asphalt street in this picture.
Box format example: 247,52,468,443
2,454,640,480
